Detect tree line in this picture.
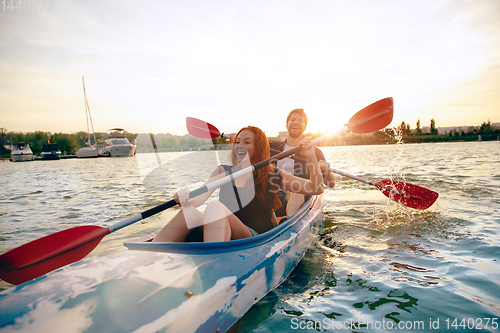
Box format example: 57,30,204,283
134,133,214,153
0,129,126,157
392,119,499,144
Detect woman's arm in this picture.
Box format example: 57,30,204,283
280,137,324,195
175,165,226,207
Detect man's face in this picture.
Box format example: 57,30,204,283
286,113,306,138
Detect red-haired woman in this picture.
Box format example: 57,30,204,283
153,126,324,243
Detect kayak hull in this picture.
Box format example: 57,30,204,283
0,195,323,333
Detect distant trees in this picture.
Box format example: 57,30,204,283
2,131,110,155
0,128,11,157
398,121,411,136
134,133,213,152
416,119,422,135
162,137,176,148
393,118,438,137
467,126,477,135
301,118,500,145
187,137,201,148
365,128,397,144
479,120,493,134
50,133,78,155
430,118,438,135
75,131,106,148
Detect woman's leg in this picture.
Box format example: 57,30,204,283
286,192,305,216
202,201,253,242
152,206,204,242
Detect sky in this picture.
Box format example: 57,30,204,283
1,0,499,137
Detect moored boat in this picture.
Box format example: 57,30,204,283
101,128,136,157
0,195,323,333
76,146,99,158
10,143,34,162
40,143,61,160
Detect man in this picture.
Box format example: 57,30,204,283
270,108,335,217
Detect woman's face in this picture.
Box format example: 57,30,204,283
234,129,255,164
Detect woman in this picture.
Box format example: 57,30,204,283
152,126,324,243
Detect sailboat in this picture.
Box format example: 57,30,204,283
76,76,99,158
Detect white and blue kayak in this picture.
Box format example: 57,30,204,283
0,195,323,333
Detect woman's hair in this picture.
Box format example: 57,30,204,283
231,126,281,211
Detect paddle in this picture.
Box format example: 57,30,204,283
272,153,438,210
0,97,393,285
187,98,394,140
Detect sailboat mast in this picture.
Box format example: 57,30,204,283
82,76,97,144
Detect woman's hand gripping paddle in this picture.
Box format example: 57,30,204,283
0,97,393,285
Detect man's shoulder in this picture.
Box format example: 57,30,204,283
269,140,284,151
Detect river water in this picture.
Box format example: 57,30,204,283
1,141,499,332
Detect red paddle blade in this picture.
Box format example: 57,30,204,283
186,117,221,139
375,180,439,210
348,97,394,134
0,226,110,285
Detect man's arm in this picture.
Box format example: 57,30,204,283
318,160,335,188
315,148,335,188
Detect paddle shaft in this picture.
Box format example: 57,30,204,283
269,148,375,186
327,167,374,185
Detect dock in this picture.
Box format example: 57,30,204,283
33,155,78,160
2,155,81,162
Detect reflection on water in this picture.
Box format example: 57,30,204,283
239,142,500,332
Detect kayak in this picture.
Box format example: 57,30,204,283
0,195,323,333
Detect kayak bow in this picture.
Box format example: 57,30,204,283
0,196,323,333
